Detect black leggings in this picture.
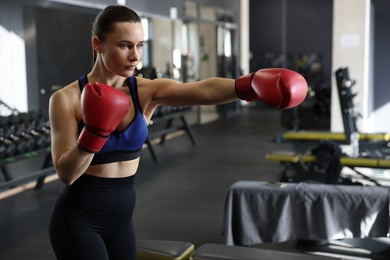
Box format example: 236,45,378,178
49,174,137,260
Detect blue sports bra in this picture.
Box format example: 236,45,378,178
78,75,148,165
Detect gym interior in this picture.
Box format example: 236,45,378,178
1,0,390,259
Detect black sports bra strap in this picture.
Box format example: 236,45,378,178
128,76,136,93
127,76,142,111
79,75,88,90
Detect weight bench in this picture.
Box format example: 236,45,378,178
277,131,390,142
137,239,194,260
275,131,390,155
266,152,390,168
266,151,390,185
191,243,333,260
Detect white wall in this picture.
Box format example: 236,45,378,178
151,17,173,73
0,2,28,113
331,0,373,133
240,0,250,75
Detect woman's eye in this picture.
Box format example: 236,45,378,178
118,42,143,49
120,43,130,49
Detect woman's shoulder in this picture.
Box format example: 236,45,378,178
135,76,179,90
52,80,80,96
134,76,155,94
134,76,150,85
50,80,81,107
49,80,82,122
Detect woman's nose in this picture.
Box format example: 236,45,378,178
129,48,140,61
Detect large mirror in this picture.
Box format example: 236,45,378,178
136,1,238,125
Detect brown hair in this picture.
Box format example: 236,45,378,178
91,5,141,63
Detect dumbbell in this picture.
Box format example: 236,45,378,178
8,113,36,152
0,137,16,159
1,117,16,158
35,110,51,147
20,111,50,150
3,114,29,155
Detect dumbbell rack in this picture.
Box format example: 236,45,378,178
0,106,197,191
0,110,54,191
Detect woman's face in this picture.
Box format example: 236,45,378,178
97,22,144,77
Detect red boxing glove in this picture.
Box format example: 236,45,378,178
78,82,130,153
235,68,308,109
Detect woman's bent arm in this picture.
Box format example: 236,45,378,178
49,87,94,185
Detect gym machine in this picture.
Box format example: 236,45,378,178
267,67,390,185
275,67,390,156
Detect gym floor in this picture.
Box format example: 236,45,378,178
0,104,389,259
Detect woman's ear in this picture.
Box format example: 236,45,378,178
92,36,102,53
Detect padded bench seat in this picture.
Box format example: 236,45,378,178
278,131,390,142
191,243,333,260
137,239,194,260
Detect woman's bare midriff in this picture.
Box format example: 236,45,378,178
83,158,140,178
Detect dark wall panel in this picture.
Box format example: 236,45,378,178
286,0,332,85
372,0,390,110
249,0,332,86
249,0,283,70
34,6,99,110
